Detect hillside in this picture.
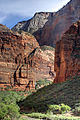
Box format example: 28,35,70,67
19,75,80,112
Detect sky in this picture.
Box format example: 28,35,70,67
0,0,70,28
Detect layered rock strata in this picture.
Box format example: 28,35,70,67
0,24,55,91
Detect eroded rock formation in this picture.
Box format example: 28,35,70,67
0,24,55,91
54,21,80,83
12,12,55,34
12,0,80,46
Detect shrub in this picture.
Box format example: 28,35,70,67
26,112,80,120
0,103,20,120
18,30,35,38
0,91,27,120
72,103,80,116
41,45,55,51
7,104,20,119
60,104,71,113
47,104,61,114
47,104,71,114
27,113,50,119
4,86,12,90
0,91,26,105
35,79,52,89
0,103,8,120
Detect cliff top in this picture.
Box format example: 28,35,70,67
0,24,12,32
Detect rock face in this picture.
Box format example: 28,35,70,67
12,12,55,34
54,21,80,83
0,24,55,91
28,46,55,82
12,0,80,46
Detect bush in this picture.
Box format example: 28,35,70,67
26,112,80,120
7,104,20,119
47,104,71,114
35,79,52,89
27,113,50,119
0,91,27,120
47,104,61,114
41,45,55,51
0,103,20,120
72,103,80,116
0,103,8,120
60,104,71,113
0,91,26,105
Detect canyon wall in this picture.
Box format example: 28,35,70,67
0,24,55,91
54,21,80,83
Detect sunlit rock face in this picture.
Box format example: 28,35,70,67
12,12,55,34
54,21,80,83
0,25,55,91
0,24,39,91
12,0,80,46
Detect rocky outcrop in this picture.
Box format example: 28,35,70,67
54,21,80,83
12,0,80,46
0,25,55,91
12,12,55,34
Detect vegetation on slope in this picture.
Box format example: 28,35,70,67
0,76,80,120
40,45,55,51
19,75,80,112
0,91,28,120
26,112,80,120
35,79,52,89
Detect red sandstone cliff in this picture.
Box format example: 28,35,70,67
0,25,55,91
54,21,80,83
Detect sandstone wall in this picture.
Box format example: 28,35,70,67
0,25,55,91
54,21,80,83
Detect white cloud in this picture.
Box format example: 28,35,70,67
0,0,70,27
0,0,70,17
52,0,70,11
0,16,7,23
